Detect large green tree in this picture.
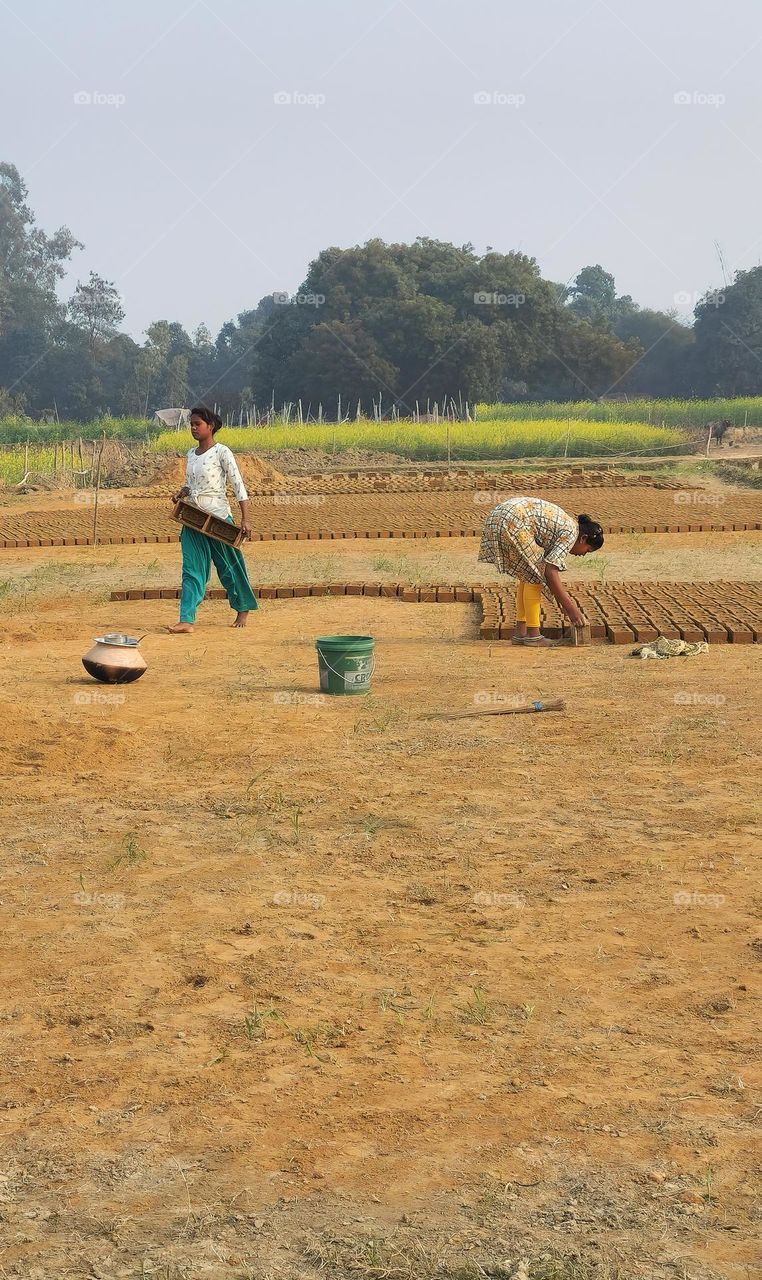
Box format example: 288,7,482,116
251,240,640,411
0,162,81,405
68,272,125,351
3,161,751,416
567,263,695,396
692,267,762,395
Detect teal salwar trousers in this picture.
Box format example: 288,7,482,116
179,522,259,623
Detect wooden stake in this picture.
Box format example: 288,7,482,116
91,433,106,545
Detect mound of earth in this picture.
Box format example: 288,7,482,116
149,451,288,492
258,446,407,471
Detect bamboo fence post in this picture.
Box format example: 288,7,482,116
92,433,106,544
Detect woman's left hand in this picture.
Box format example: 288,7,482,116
240,519,252,540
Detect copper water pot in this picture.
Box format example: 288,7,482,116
82,634,147,684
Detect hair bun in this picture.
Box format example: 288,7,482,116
577,512,604,550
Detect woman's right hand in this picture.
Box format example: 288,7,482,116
565,602,586,627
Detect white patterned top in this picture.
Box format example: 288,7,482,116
478,496,578,583
184,444,248,520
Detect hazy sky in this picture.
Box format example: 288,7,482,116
3,0,760,340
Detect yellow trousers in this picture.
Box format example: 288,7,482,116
516,580,542,628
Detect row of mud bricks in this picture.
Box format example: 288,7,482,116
112,583,482,603
479,582,762,643
6,519,761,549
242,469,678,495
111,580,762,643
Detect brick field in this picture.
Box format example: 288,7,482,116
111,579,762,644
218,466,692,495
134,464,696,497
477,579,762,643
1,485,760,546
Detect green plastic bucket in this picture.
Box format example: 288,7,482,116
315,635,375,696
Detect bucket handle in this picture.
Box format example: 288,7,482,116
316,647,376,683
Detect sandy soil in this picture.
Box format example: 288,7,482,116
0,534,760,1279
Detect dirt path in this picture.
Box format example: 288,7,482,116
0,575,759,1278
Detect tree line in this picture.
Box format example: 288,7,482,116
2,160,761,422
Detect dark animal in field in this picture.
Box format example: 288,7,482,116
707,419,732,445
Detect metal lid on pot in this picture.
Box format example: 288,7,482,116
95,633,142,647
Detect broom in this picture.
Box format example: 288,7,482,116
425,698,566,719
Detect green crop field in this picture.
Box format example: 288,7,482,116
151,417,686,460
476,397,762,428
1,398,761,453
0,446,59,485
0,416,156,446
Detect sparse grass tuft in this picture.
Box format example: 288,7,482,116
109,831,148,869
460,987,494,1024
354,696,408,736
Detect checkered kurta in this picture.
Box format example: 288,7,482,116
478,497,579,585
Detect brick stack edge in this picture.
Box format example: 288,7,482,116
108,581,762,644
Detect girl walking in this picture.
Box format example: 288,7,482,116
478,496,604,647
168,405,258,633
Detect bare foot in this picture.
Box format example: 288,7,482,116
232,612,249,628
167,622,194,634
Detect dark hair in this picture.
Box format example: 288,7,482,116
577,513,604,550
190,404,223,433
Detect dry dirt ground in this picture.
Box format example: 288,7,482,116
0,534,760,1280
